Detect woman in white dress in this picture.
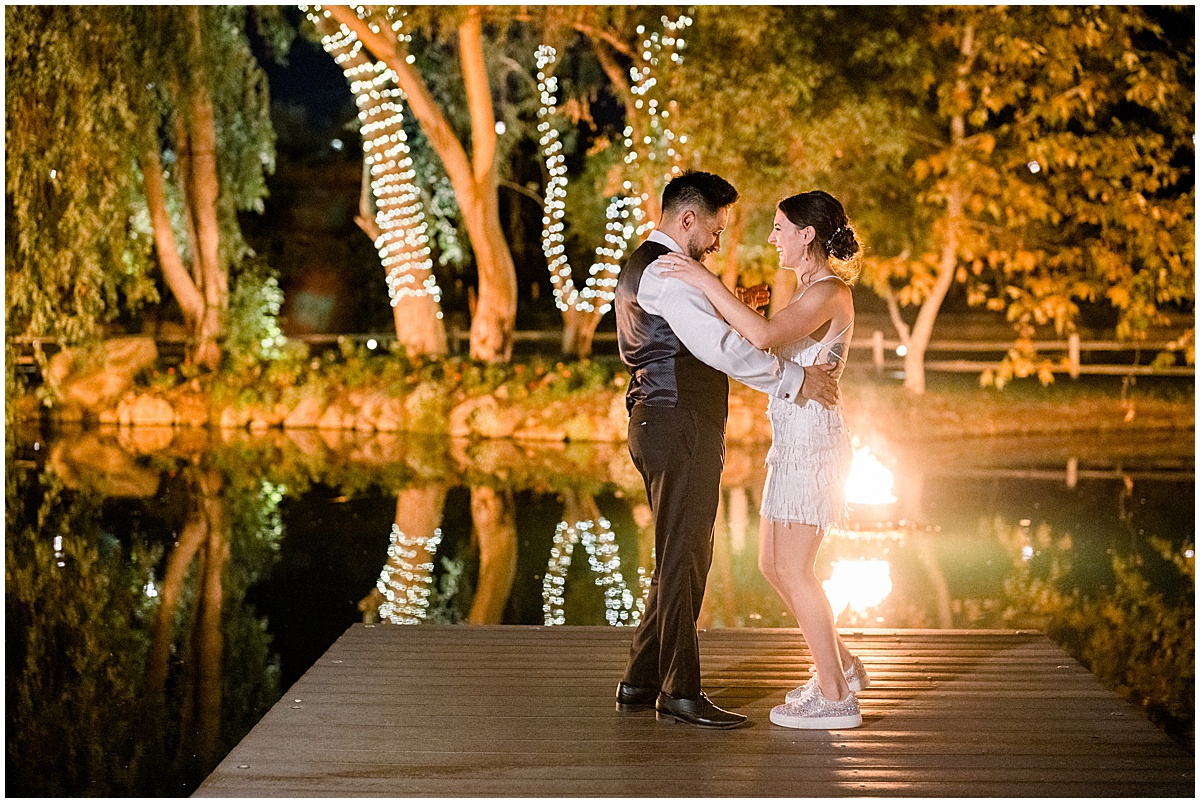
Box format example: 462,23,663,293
652,190,868,729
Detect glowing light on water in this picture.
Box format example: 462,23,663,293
823,559,893,619
845,446,897,506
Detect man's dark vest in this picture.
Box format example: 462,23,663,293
615,240,728,421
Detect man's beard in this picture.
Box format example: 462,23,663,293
685,235,709,262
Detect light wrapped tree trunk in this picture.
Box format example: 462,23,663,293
327,6,516,362
313,13,448,356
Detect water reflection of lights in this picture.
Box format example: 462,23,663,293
823,559,893,620
376,524,444,624
543,518,640,627
845,444,897,506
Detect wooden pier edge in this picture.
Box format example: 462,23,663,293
196,625,1194,798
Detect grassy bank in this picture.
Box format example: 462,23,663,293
843,370,1194,443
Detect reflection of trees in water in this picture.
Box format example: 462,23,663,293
6,454,282,796
466,486,518,624
542,489,640,626
17,428,1192,775
997,519,1194,747
363,486,447,624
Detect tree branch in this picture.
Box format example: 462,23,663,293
326,6,474,187
499,179,544,205
883,284,913,345
459,7,496,184
140,140,205,327
569,14,634,59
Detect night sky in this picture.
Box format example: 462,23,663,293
252,8,349,130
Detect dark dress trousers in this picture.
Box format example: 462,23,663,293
615,239,732,700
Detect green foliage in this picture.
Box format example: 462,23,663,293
225,256,287,369
5,468,162,795
856,6,1194,381
5,6,160,346
1002,522,1195,746
6,6,285,366
5,456,285,796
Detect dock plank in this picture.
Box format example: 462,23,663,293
196,626,1193,797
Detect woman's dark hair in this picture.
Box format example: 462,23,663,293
778,190,861,283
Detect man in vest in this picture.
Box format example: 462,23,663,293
613,171,839,729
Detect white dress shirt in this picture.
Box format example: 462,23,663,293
638,230,806,403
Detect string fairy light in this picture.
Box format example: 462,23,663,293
535,16,691,317
375,523,444,623
304,6,444,314
542,517,639,627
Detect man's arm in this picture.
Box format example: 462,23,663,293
638,265,838,408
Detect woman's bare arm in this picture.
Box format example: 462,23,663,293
653,252,846,350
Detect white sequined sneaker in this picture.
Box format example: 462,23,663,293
785,655,870,703
770,687,862,730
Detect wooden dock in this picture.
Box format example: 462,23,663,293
196,625,1193,797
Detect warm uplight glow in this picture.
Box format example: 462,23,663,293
823,559,893,619
845,445,897,506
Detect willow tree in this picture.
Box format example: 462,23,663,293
319,5,518,362
860,5,1194,392
132,6,282,369
6,6,284,371
6,7,159,359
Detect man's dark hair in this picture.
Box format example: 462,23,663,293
660,170,739,218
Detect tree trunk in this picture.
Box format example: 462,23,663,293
183,7,224,369
316,11,448,357
146,505,207,698
904,217,958,394
902,22,974,395
360,485,448,623
140,143,206,339
460,189,518,362
356,205,448,357
561,306,603,357
194,468,227,762
328,6,517,363
466,485,517,624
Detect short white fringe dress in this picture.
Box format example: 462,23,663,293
760,332,854,529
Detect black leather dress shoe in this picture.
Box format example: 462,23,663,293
655,691,747,729
615,681,659,712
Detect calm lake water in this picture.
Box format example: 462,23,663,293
6,423,1194,795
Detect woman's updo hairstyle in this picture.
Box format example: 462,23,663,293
778,190,861,284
